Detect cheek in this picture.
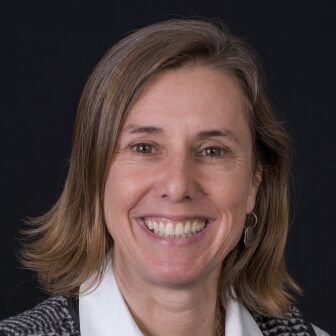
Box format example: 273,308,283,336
214,198,247,255
103,163,147,230
211,173,253,238
105,163,142,202
210,167,253,209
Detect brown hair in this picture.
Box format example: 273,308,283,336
23,18,300,317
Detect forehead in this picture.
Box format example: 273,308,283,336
122,66,250,141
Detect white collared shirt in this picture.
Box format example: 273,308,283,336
79,261,264,336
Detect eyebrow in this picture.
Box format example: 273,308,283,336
126,125,163,134
197,129,237,141
124,124,240,142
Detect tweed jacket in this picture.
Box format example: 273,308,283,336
0,295,321,336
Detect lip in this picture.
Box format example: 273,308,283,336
137,214,215,222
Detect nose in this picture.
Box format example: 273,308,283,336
157,155,199,202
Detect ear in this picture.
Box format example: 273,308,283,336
246,167,262,213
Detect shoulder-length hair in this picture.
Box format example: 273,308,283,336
23,18,300,317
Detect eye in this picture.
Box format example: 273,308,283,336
198,146,228,157
130,142,155,154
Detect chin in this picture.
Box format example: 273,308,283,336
142,261,213,288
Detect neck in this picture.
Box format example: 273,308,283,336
113,258,223,336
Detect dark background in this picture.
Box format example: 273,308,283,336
1,1,335,334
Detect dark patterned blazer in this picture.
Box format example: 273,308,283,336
0,296,323,336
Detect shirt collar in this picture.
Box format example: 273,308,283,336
79,261,143,336
79,261,263,336
225,293,263,336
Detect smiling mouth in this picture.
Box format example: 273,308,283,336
140,217,210,238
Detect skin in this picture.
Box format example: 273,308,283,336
104,66,261,336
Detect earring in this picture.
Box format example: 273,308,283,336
244,212,257,247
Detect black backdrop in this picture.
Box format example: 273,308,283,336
1,1,335,334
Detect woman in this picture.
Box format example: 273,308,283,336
0,19,329,336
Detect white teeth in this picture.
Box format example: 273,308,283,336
184,221,191,234
153,221,159,234
143,218,207,238
159,222,165,236
166,223,174,236
146,220,154,230
175,223,184,236
197,221,205,231
191,221,198,233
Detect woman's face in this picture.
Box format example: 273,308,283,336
104,66,260,288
